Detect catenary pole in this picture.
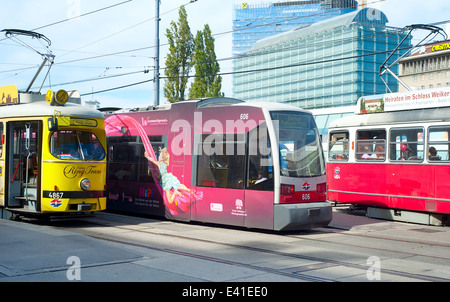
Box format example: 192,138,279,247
153,0,160,106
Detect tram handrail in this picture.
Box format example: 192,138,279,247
11,159,20,183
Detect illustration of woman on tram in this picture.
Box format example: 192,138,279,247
105,114,198,216
144,148,191,206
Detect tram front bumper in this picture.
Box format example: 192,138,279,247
273,201,332,231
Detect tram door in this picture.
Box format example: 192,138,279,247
167,129,191,221
6,121,40,210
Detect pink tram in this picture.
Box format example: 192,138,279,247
104,97,331,231
327,87,450,225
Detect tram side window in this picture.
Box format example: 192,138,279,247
196,133,245,189
428,126,450,161
328,131,349,161
356,130,386,161
107,135,167,183
389,127,424,161
247,123,274,191
146,135,169,182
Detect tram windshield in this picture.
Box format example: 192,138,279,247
271,111,325,177
50,130,105,161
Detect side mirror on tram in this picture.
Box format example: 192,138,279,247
48,117,58,131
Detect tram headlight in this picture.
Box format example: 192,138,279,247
80,178,91,191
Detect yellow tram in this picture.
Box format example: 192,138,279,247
0,84,107,218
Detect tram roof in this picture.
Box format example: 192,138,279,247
0,101,104,119
233,101,311,113
0,85,104,119
328,106,450,129
108,97,311,115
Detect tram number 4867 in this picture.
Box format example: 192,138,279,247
226,287,268,297
48,191,64,199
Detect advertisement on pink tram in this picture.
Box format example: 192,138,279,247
105,101,275,229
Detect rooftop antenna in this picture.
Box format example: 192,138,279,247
1,29,55,93
379,24,447,92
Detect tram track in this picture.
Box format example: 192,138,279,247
311,226,450,261
45,212,450,282
46,216,333,282
88,233,334,282
316,226,450,249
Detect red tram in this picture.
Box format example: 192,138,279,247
327,87,450,225
104,97,331,231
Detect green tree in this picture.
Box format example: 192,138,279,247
189,24,224,99
164,6,194,103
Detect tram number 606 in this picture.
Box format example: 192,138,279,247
302,193,310,200
227,287,268,297
240,113,249,120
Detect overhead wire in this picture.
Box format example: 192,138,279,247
80,44,418,96
81,13,450,96
0,1,378,70
49,1,370,65
45,1,386,93
0,0,134,44
0,0,201,76
2,0,447,97
58,1,191,59
44,33,404,87
32,0,134,31
81,26,449,97
0,0,138,87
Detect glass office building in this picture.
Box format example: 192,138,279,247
232,0,358,55
233,8,411,110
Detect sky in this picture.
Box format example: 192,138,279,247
0,0,449,109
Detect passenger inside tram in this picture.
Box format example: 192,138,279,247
361,145,372,159
400,144,418,160
374,145,385,159
429,146,441,160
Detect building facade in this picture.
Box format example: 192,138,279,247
232,0,358,55
232,8,410,111
399,40,450,92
